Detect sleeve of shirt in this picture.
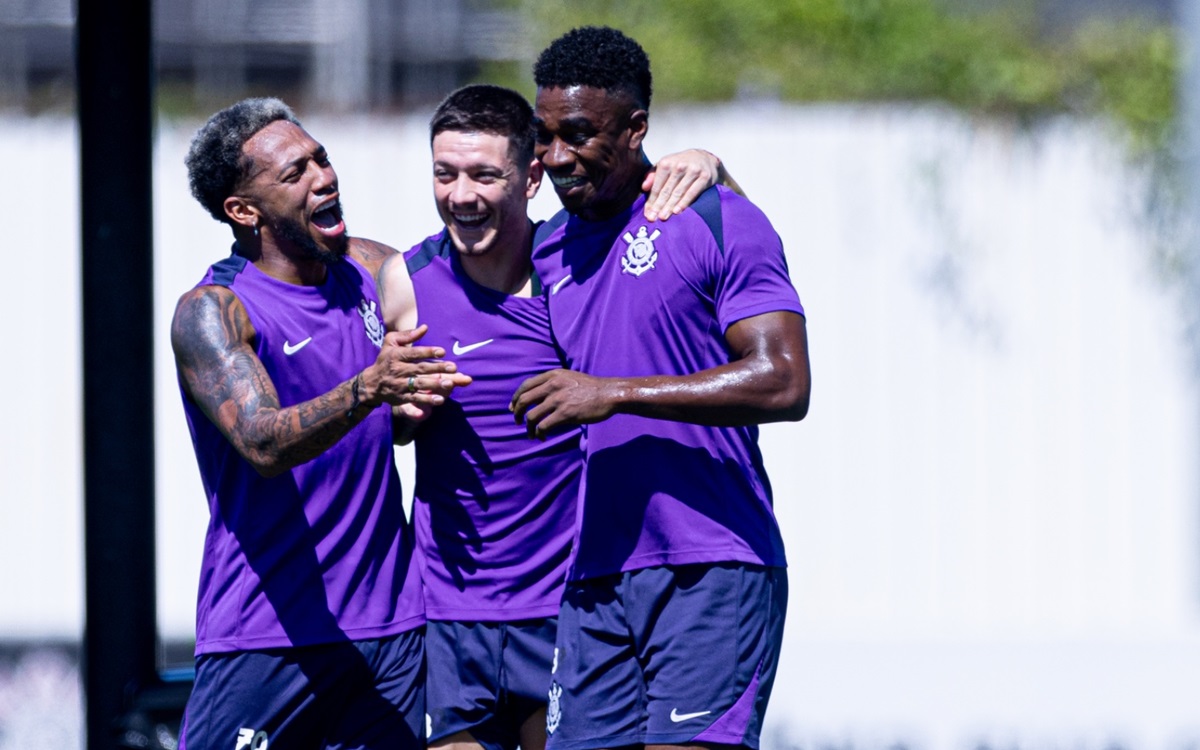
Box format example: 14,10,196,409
712,189,805,332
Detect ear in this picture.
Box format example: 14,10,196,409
223,195,260,230
627,109,648,152
525,158,544,200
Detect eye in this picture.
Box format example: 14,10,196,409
535,127,553,145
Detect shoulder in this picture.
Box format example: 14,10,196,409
171,283,255,353
380,234,446,332
403,229,453,276
348,236,399,277
532,210,570,253
173,283,241,320
702,185,775,230
677,185,779,254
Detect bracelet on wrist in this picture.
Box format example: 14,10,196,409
346,372,363,418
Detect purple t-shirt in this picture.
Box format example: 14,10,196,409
180,251,424,655
405,229,579,621
531,187,804,580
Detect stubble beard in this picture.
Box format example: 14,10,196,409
271,210,349,265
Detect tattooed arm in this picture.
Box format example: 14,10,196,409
171,285,468,477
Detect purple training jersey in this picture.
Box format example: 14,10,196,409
531,187,804,580
179,250,424,655
405,228,579,621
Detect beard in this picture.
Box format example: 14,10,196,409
270,210,349,265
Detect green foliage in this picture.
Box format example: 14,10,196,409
496,0,1178,153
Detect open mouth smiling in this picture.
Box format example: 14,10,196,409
548,173,585,190
311,197,343,234
452,211,489,229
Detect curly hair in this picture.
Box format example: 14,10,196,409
430,84,535,167
185,98,300,224
532,26,652,110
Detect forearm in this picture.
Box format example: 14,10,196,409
174,286,463,476
603,358,805,426
512,312,809,437
230,373,374,477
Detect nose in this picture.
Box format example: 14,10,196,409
313,161,337,193
539,136,573,172
449,175,477,206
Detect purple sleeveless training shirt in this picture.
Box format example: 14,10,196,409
180,250,423,655
405,229,579,621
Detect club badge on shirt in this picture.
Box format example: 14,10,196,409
546,682,563,734
358,299,384,347
621,226,661,277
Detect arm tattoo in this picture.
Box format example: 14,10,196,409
350,237,398,279
171,285,366,477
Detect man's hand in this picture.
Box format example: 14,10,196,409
361,325,472,409
510,369,617,439
641,149,722,222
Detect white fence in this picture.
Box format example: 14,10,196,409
2,104,1198,749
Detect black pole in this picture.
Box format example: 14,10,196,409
76,2,158,749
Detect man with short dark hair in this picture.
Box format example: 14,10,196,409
378,84,729,750
172,97,469,750
379,83,568,750
512,27,811,750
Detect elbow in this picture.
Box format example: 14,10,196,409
250,455,288,478
773,383,809,422
242,438,289,478
762,361,810,422
784,390,809,421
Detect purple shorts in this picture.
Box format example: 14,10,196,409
546,563,787,750
180,629,425,750
426,618,557,750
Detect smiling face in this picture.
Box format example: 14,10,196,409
533,85,648,221
432,129,540,258
228,120,348,262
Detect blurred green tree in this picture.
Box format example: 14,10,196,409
481,0,1177,154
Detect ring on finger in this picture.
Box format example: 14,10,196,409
407,375,417,394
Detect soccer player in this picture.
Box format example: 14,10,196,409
510,27,811,750
378,85,730,750
171,98,469,750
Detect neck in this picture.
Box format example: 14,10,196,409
457,220,535,297
236,227,330,286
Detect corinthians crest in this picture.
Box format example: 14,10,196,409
358,299,385,348
546,682,563,735
621,226,660,276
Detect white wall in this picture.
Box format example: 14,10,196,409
4,104,1199,748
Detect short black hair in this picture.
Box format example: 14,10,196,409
185,97,300,224
533,26,652,111
430,84,535,167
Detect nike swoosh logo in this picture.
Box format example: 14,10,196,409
283,337,312,355
452,338,495,356
669,709,712,723
551,274,573,295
